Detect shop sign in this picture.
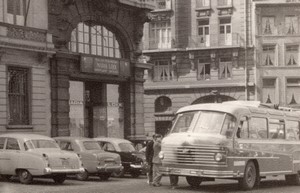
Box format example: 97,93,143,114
81,55,130,77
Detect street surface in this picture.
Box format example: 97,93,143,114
1,175,300,193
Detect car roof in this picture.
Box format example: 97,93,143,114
54,136,96,142
0,133,51,141
94,137,132,144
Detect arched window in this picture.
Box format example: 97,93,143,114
69,23,123,58
155,96,172,113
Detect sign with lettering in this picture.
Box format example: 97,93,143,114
80,55,130,77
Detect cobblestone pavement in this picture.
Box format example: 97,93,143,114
1,175,300,193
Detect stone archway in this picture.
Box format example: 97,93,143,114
192,95,236,104
48,0,153,138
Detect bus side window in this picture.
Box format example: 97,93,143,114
269,119,285,139
250,117,267,139
237,117,249,139
286,120,299,140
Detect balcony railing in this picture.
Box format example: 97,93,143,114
188,33,243,49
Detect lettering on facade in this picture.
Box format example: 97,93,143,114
81,55,130,77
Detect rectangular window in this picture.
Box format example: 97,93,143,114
150,21,172,49
219,18,232,46
262,45,276,66
156,0,171,9
250,117,268,139
286,78,300,105
285,45,299,66
285,16,298,35
196,0,210,8
197,20,210,46
286,121,299,140
262,17,276,35
8,67,30,125
6,0,26,25
219,57,232,79
217,0,232,6
197,58,211,80
153,60,174,81
269,119,285,139
262,78,276,104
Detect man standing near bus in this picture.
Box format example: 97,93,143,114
145,134,156,185
152,134,163,187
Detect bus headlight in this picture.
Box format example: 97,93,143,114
214,153,225,162
159,151,164,159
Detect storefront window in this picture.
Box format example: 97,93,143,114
69,81,85,137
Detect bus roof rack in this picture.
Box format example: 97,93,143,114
222,101,300,112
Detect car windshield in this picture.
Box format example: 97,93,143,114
119,143,135,152
171,111,236,138
25,140,59,149
83,141,102,150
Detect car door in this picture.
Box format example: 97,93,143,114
0,137,7,174
1,138,21,174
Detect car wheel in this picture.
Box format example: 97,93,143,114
76,170,89,181
53,174,67,184
285,172,300,185
239,161,259,190
18,170,33,184
112,170,125,178
99,173,111,181
186,176,202,188
130,171,141,178
1,175,12,181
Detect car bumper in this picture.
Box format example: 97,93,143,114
44,167,85,174
97,164,124,173
160,167,241,178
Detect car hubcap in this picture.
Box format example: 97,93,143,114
21,171,29,179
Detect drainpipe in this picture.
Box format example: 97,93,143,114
244,0,248,100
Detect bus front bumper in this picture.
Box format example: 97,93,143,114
160,167,243,178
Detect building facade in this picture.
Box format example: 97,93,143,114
0,0,54,136
142,0,255,137
0,0,154,141
253,0,300,108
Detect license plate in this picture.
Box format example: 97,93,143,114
62,160,69,166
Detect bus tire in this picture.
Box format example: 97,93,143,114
285,173,300,185
239,161,258,190
186,176,202,188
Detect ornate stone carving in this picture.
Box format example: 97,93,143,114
7,26,46,42
149,11,173,21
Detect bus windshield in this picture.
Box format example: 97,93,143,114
171,111,236,138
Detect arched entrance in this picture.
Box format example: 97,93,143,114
49,1,153,138
192,95,236,104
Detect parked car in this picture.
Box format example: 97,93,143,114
55,137,123,181
0,133,84,184
94,137,146,178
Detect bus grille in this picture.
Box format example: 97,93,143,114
162,145,227,167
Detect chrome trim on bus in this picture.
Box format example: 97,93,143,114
260,170,293,175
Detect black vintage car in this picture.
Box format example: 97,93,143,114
94,137,146,178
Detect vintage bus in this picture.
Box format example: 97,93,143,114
159,101,300,190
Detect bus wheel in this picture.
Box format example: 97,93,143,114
186,176,202,188
239,161,258,190
285,173,300,185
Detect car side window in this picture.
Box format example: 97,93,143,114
59,141,73,151
0,137,6,149
6,138,20,150
103,142,115,151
